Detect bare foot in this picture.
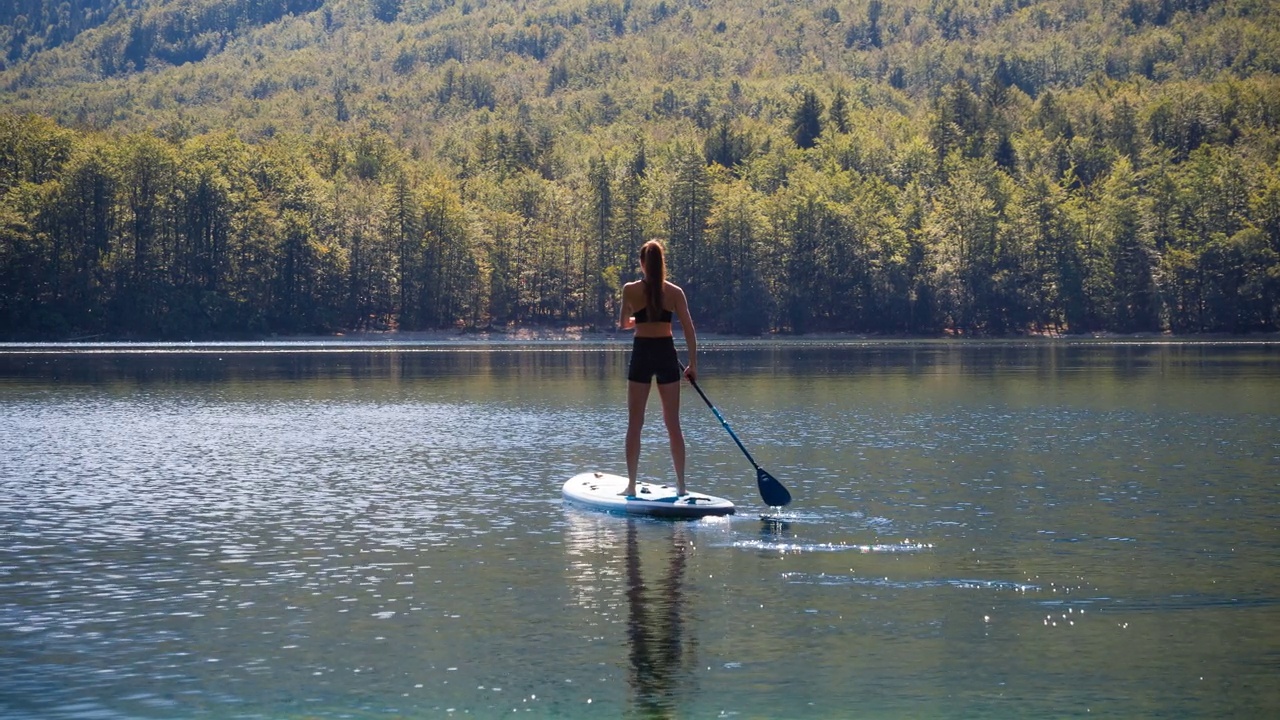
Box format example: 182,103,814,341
620,487,636,497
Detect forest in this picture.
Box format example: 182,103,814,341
2,0,1279,339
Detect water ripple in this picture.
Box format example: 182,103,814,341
781,571,1039,592
730,539,934,554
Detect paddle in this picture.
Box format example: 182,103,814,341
683,365,792,507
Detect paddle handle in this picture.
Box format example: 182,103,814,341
686,372,761,471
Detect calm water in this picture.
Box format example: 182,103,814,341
1,340,1278,719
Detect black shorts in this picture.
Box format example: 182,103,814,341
628,336,681,384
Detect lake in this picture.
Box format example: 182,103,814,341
1,339,1278,718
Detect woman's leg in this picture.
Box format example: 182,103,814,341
656,380,685,494
624,380,651,496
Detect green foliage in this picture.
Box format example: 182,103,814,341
2,0,1280,338
1,1,129,68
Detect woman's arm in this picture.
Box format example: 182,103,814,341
672,284,697,380
619,282,636,331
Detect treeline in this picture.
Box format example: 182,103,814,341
3,75,1279,340
0,114,479,338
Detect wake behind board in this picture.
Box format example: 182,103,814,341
562,472,735,518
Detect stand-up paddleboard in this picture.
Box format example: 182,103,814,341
562,472,735,518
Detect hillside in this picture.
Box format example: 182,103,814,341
7,0,1280,146
2,0,1280,339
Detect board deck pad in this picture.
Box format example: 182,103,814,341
562,472,735,518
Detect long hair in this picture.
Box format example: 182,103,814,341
640,240,666,319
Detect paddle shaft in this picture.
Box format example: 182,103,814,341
679,363,791,507
685,372,761,471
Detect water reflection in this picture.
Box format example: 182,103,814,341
560,512,699,716
760,516,791,536
0,347,630,387
624,519,695,718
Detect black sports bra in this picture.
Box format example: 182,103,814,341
633,307,674,323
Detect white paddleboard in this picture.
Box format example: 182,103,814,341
562,472,736,518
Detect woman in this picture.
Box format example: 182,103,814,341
618,239,697,497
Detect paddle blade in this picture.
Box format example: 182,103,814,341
756,467,792,507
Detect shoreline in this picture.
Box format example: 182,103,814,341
2,327,1279,350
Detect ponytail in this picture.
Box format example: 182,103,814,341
640,240,666,319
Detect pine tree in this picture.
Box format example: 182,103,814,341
789,89,825,150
